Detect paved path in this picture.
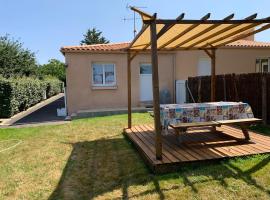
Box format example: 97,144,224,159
13,97,66,127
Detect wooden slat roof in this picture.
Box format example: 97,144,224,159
128,7,270,52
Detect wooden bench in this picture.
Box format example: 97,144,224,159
169,118,262,142
169,121,220,142
216,118,262,140
148,111,262,141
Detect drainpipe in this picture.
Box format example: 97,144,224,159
64,63,69,117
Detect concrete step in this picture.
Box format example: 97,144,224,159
139,101,153,108
73,107,152,119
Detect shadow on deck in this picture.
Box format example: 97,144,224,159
124,125,270,173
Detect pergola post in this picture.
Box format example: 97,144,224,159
204,48,216,101
150,16,162,160
127,52,132,128
211,48,216,102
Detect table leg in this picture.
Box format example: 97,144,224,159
240,124,250,140
175,128,186,143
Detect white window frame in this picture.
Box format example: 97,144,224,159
255,58,270,73
92,62,116,87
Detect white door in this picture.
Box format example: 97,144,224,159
176,80,186,104
198,58,211,76
140,63,153,101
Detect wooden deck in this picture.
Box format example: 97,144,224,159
124,124,270,173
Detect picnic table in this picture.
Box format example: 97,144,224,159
157,102,261,142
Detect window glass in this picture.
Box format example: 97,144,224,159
104,64,115,84
93,64,103,85
255,59,260,72
261,59,269,72
92,63,116,86
255,58,270,73
140,64,152,74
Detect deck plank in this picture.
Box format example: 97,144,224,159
131,126,170,163
125,128,162,165
124,125,270,173
140,125,191,162
149,125,209,160
133,126,177,163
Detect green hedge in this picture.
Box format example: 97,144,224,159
42,77,63,97
0,76,62,118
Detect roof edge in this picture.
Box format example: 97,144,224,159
61,40,270,54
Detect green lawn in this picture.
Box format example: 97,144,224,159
0,113,270,200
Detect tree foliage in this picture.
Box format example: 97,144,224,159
38,59,66,82
80,28,109,45
0,35,37,78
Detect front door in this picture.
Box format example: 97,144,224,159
140,63,153,101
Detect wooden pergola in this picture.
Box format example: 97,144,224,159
126,7,270,160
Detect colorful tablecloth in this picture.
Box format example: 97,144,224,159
160,102,254,128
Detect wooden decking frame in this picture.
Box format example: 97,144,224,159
124,124,270,173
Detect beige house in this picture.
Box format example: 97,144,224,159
61,38,270,116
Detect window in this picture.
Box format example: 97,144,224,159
140,63,152,74
256,58,270,72
92,63,116,86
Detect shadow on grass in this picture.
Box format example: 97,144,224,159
176,155,270,196
48,136,270,199
48,136,162,199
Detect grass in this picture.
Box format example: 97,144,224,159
0,113,270,199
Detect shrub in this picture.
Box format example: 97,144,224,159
0,76,62,118
43,76,63,98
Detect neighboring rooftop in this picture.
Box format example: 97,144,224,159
226,39,270,48
61,40,270,53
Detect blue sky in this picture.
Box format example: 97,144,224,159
1,0,270,64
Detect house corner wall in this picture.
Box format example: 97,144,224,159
64,52,175,114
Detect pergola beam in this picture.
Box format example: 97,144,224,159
185,13,258,49
157,13,185,39
130,6,154,20
203,48,216,102
143,17,270,25
137,13,186,51
201,23,262,48
172,14,235,49
216,23,270,47
158,13,211,50
128,24,149,49
211,49,216,102
127,52,132,128
204,49,214,59
150,14,163,160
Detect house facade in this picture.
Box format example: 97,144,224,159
61,39,270,116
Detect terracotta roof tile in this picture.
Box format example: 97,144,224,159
226,39,270,48
61,42,130,53
61,40,270,53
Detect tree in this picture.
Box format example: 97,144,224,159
0,35,37,78
80,28,109,45
38,59,66,83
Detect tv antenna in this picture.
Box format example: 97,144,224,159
123,4,147,38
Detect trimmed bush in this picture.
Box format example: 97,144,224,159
0,76,62,118
43,77,63,98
